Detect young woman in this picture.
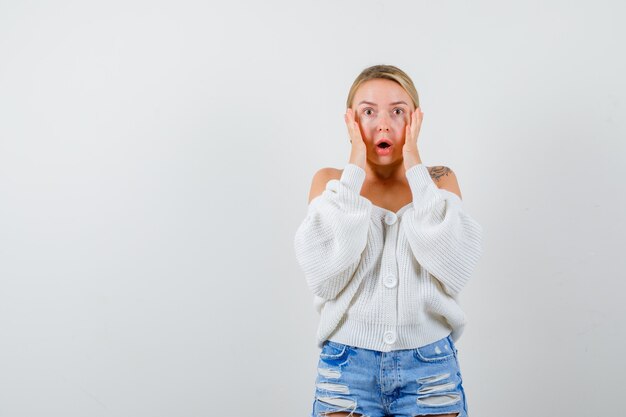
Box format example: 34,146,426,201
294,64,484,417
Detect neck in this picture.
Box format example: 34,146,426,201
364,159,407,182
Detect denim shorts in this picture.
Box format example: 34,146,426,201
311,334,468,417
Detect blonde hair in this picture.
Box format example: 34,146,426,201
346,64,419,110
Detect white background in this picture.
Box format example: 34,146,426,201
1,1,625,416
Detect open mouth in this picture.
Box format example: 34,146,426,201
376,139,392,148
375,140,393,156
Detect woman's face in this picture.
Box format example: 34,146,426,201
351,78,415,162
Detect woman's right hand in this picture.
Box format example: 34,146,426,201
344,108,367,169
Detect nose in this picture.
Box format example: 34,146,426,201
377,114,391,132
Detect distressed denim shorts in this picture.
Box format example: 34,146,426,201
311,334,468,417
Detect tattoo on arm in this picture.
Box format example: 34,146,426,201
428,166,452,183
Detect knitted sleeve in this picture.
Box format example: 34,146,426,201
293,164,372,300
402,164,484,297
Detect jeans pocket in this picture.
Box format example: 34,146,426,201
413,336,456,363
448,335,459,357
320,340,350,365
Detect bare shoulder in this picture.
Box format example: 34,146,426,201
427,165,462,200
327,167,343,180
307,167,342,203
427,165,454,184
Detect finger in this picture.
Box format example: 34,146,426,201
348,109,358,133
353,120,361,140
346,110,353,126
345,110,354,142
348,111,360,142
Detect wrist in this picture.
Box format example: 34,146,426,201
349,151,366,169
403,151,422,170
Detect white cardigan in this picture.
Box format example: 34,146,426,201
293,163,484,351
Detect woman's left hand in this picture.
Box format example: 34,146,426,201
403,107,424,170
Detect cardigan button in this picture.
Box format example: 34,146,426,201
384,213,397,225
383,274,397,288
383,330,396,345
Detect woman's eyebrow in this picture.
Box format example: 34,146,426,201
357,100,409,106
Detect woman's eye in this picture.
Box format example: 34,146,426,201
394,108,404,115
364,109,373,116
